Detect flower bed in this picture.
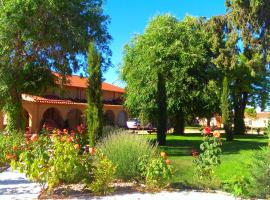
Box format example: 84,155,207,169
1,127,173,195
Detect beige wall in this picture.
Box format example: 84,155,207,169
1,101,128,133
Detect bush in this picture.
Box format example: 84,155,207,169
193,128,222,189
12,130,93,191
223,175,250,197
97,130,157,180
48,135,92,189
0,131,24,166
138,154,172,189
247,147,270,199
88,150,116,195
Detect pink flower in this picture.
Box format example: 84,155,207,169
203,127,211,135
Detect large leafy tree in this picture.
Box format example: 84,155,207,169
122,15,218,144
0,0,111,131
208,0,270,138
226,0,270,135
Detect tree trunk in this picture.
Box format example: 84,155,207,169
207,117,211,127
157,73,167,146
172,110,185,135
233,92,247,135
221,76,234,141
5,90,25,132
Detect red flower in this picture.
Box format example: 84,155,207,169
12,145,18,151
165,159,171,165
203,127,211,135
30,134,38,142
77,125,81,133
89,147,95,155
191,148,199,157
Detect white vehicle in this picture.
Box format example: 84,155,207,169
126,119,141,129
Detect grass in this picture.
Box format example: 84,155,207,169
147,133,268,189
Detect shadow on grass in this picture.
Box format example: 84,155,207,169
150,133,268,157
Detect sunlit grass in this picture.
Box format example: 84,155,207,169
147,133,268,188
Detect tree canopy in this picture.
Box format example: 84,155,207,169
122,15,219,143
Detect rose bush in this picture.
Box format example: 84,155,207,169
0,131,24,166
11,127,95,191
193,127,222,189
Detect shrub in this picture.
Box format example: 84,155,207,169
88,150,116,195
138,154,172,189
12,134,51,189
193,128,222,189
48,135,91,189
98,130,157,180
247,147,270,199
223,175,250,197
12,131,93,191
0,131,24,166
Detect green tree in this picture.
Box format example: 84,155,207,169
0,0,111,131
87,42,103,146
225,0,270,135
245,107,257,119
221,76,233,141
122,15,218,143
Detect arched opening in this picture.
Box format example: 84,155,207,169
41,107,63,131
117,111,128,127
66,109,83,131
103,110,115,126
23,109,31,130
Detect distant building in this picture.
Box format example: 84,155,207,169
0,73,128,133
244,112,269,129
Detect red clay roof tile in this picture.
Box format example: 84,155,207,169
53,73,125,93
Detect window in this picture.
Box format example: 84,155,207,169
249,120,252,126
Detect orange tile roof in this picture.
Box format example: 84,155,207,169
256,112,269,119
53,73,125,93
23,95,86,105
245,112,269,119
22,94,126,107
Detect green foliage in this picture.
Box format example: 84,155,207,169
245,107,257,119
88,151,116,195
138,155,172,189
247,147,270,199
48,137,91,189
223,175,250,197
0,0,111,131
193,131,222,188
122,15,217,144
97,130,157,180
221,76,233,141
12,133,93,191
87,42,103,146
209,1,270,136
11,134,51,189
0,132,24,166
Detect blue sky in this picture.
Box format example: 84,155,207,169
103,0,227,85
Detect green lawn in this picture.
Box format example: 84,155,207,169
148,133,268,189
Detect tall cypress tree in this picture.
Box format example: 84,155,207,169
156,73,167,146
221,76,233,141
87,42,103,146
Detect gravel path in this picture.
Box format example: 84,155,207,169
0,169,238,200
0,168,41,200
86,191,238,200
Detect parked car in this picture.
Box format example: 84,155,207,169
126,119,141,129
